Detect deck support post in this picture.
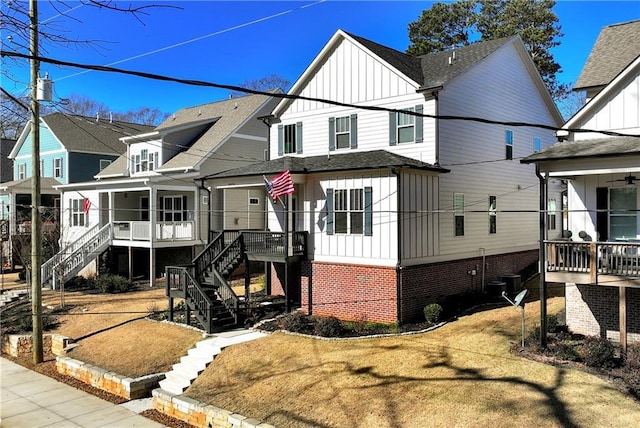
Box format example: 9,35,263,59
620,286,627,354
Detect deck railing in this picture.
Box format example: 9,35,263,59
545,241,640,278
112,221,195,241
208,230,308,258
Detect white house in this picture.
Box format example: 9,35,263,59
202,30,563,324
47,93,280,289
523,20,640,349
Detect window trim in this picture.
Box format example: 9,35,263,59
249,197,260,205
609,187,637,240
279,122,303,155
505,130,514,160
70,198,86,227
547,198,557,231
327,186,372,236
18,163,26,180
158,195,188,222
53,157,63,178
100,159,112,171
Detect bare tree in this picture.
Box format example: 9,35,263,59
230,74,291,98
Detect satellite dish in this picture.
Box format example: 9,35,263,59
513,289,529,307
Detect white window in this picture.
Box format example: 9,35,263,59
505,130,514,160
534,136,541,153
249,197,259,205
18,163,26,180
132,150,158,173
610,188,637,240
54,158,63,178
489,196,497,234
547,198,557,230
159,196,188,222
70,199,86,227
100,159,112,171
334,189,364,234
335,116,351,149
397,108,415,144
454,193,465,237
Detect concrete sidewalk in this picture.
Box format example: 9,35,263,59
0,357,166,427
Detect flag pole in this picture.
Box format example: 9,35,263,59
279,195,289,313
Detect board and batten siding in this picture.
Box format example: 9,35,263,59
575,72,640,140
400,171,440,262
436,41,558,258
60,189,100,246
223,188,265,230
199,135,267,175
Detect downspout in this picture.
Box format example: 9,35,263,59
199,178,211,244
392,168,402,324
432,90,440,165
536,164,547,348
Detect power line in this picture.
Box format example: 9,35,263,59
3,50,640,140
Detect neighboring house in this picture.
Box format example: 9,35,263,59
48,93,280,291
1,138,16,183
522,20,640,349
0,113,152,270
202,29,563,325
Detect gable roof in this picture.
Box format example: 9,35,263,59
274,30,529,116
574,20,640,91
10,113,153,159
0,176,61,194
96,92,278,178
204,150,448,179
521,136,640,164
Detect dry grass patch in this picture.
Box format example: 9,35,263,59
185,297,640,428
67,319,201,378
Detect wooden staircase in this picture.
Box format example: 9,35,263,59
166,231,244,333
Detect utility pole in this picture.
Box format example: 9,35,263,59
30,0,43,364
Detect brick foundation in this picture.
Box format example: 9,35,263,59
271,250,537,324
566,283,640,344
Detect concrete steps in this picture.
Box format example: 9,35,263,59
157,329,267,396
0,289,29,307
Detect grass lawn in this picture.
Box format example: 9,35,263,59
185,297,640,428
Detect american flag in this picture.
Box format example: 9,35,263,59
82,198,91,216
263,170,294,202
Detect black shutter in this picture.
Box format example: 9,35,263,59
415,104,423,143
364,186,372,236
326,188,334,235
350,114,358,149
296,121,303,154
277,124,284,156
389,112,397,145
328,117,335,151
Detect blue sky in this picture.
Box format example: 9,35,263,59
2,1,639,116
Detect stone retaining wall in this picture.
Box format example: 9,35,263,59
152,388,274,428
1,334,71,357
56,355,165,400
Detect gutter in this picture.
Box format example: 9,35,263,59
391,167,403,325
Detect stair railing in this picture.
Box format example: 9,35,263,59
166,265,216,333
41,223,100,284
43,223,112,289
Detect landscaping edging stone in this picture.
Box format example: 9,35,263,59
152,388,275,428
56,355,165,400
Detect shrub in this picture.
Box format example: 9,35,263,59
579,336,617,368
624,344,640,369
64,276,90,291
553,341,581,362
423,303,443,324
314,316,344,337
94,274,133,293
280,311,312,334
18,313,57,333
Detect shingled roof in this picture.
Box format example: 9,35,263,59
521,136,640,164
204,150,448,179
574,20,640,91
346,32,512,90
40,113,153,155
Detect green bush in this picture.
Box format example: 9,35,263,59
313,316,344,337
579,336,617,368
423,303,443,324
94,274,133,293
553,341,581,362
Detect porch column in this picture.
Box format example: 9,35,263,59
108,191,114,225
193,188,199,241
149,247,156,287
620,286,627,353
128,247,133,282
149,188,157,287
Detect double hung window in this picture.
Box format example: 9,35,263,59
610,188,637,240
327,187,372,236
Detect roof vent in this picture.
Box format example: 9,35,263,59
96,112,100,122
198,109,202,116
234,102,238,109
109,112,113,123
